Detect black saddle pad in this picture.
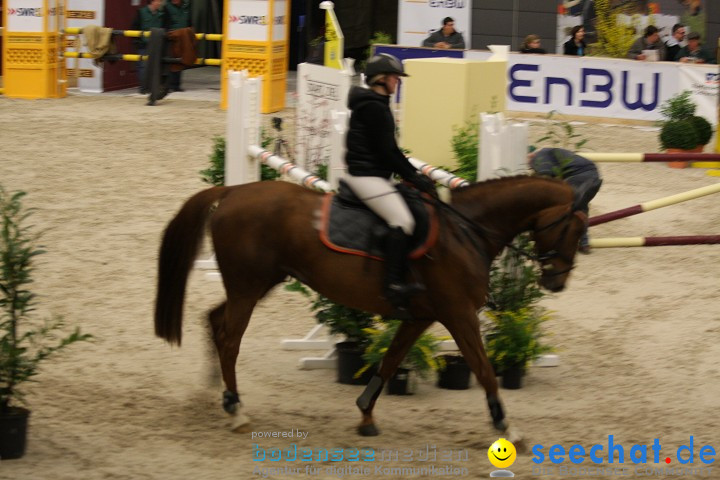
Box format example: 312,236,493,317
319,180,437,260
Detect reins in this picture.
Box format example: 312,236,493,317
423,194,577,275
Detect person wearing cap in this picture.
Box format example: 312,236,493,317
627,25,666,61
344,53,436,311
528,147,602,254
675,32,715,64
422,17,465,49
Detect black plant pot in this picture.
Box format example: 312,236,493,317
501,366,525,390
437,355,471,390
0,407,30,460
387,367,413,395
336,341,375,385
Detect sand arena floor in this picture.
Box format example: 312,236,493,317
0,74,719,479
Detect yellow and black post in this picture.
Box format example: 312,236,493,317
2,0,66,98
221,0,290,112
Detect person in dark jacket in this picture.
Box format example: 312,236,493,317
422,17,465,49
664,23,686,61
131,0,166,94
344,54,436,311
563,25,587,56
676,32,716,64
529,147,602,253
627,25,665,61
164,0,191,91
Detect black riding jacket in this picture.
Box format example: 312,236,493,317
345,86,416,180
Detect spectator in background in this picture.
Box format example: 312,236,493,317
131,0,166,94
422,17,465,50
676,32,715,64
627,25,666,61
563,25,587,56
664,24,686,61
520,34,546,54
164,0,192,92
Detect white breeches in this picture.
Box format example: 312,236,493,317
343,175,415,236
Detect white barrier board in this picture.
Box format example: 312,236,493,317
295,62,351,172
66,0,105,93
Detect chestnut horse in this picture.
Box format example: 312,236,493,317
154,176,588,436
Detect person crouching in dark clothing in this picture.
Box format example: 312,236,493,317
529,147,602,253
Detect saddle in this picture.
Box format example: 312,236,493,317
318,180,439,260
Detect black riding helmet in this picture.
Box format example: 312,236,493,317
365,53,409,86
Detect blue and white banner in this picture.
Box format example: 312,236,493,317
678,64,719,126
397,0,471,49
474,53,679,122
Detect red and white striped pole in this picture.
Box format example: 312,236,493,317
589,183,720,226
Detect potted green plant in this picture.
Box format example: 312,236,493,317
484,307,554,389
285,281,376,385
357,319,445,395
658,90,715,167
483,234,554,389
0,187,91,459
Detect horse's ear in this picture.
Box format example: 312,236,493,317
571,178,602,212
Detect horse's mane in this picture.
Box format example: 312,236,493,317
453,174,567,193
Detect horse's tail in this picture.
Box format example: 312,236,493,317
155,186,227,345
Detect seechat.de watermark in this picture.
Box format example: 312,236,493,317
531,435,715,477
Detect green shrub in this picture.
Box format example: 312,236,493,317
659,90,696,121
660,119,699,151
359,319,446,379
199,131,280,187
689,115,713,146
484,307,554,372
1,187,92,411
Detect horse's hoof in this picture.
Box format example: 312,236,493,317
224,402,238,414
505,425,525,450
231,413,252,433
493,418,508,432
358,424,379,436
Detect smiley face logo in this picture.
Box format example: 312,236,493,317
488,438,517,469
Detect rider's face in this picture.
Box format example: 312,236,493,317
385,74,401,95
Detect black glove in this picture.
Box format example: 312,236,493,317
409,173,437,197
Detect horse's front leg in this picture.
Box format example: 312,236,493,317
440,309,509,433
355,319,433,436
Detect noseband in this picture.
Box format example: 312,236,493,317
528,209,581,277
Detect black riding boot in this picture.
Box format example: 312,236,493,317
383,227,425,313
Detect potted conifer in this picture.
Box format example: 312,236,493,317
658,90,715,168
0,187,91,459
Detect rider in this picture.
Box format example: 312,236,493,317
344,53,437,311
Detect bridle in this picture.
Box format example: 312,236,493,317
519,208,583,277
430,193,582,276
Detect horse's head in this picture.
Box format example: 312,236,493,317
532,206,588,292
533,178,597,291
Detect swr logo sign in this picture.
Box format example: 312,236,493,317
229,15,267,25
7,7,43,17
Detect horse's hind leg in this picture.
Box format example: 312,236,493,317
208,297,256,432
356,319,432,436
441,309,508,433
